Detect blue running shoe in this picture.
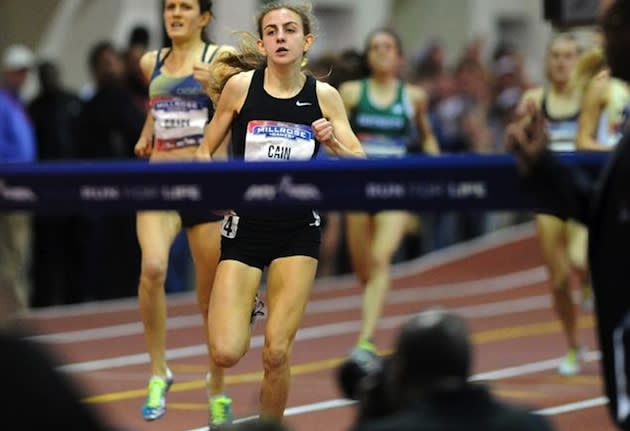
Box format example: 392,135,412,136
209,394,234,430
141,368,174,421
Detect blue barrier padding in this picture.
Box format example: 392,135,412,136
0,152,609,213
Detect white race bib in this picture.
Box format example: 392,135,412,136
244,120,315,161
221,215,240,239
152,97,208,150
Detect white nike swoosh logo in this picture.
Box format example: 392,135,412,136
296,101,312,107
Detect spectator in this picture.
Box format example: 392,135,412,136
0,43,37,313
28,61,82,161
28,60,84,306
124,25,151,114
410,38,445,109
78,41,144,160
77,41,143,301
0,327,123,431
342,308,555,431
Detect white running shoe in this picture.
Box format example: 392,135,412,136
558,347,586,376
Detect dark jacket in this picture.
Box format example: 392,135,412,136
0,330,122,431
351,384,553,431
522,135,630,430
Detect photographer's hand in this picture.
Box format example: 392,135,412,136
505,100,548,175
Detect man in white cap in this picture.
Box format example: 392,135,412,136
0,43,37,317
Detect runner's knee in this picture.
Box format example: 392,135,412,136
140,257,168,285
211,343,245,368
262,342,290,371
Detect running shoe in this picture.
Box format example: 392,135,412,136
250,292,266,326
209,394,234,430
558,346,586,376
141,368,174,421
349,340,382,373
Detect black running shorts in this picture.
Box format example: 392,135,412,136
219,215,321,270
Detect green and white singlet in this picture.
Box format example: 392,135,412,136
349,79,416,158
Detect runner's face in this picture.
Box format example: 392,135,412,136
547,39,578,85
259,8,313,66
367,32,401,75
163,0,208,42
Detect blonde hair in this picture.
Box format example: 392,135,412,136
208,2,318,97
571,46,608,94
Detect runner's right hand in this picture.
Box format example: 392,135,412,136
134,136,153,158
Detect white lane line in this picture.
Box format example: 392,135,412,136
186,396,610,431
221,396,611,428
536,397,608,416
307,266,546,313
58,294,552,373
23,222,536,319
31,266,546,344
28,315,202,344
472,351,602,381
19,290,196,319
182,351,605,431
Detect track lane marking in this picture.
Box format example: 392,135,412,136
23,222,537,320
83,316,597,404
30,267,546,344
60,294,559,373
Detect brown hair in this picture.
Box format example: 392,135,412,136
361,28,404,78
162,0,214,43
208,2,317,96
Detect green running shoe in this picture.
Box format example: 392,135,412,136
141,368,174,421
209,394,234,430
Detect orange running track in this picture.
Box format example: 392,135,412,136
16,222,618,431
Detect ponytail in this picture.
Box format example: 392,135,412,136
208,32,266,97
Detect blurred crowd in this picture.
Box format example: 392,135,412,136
1,26,208,312
0,27,154,311
0,24,617,310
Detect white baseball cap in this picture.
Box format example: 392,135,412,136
2,44,35,71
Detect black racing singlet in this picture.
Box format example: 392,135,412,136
231,68,323,160
231,68,323,224
541,91,580,152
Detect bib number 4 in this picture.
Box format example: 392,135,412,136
221,215,240,239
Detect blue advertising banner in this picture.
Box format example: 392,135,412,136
0,153,609,213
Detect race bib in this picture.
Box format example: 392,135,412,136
152,97,208,150
244,120,316,161
358,133,408,158
221,215,240,239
